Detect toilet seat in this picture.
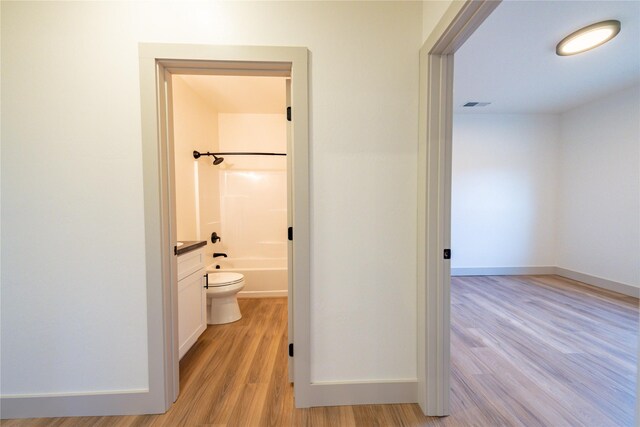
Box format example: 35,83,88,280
207,272,244,287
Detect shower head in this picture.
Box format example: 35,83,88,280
193,150,224,165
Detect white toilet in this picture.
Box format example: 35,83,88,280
205,271,245,324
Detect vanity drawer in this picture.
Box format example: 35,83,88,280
177,248,204,280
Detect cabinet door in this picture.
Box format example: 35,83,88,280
178,269,206,359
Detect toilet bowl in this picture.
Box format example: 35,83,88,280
205,271,245,324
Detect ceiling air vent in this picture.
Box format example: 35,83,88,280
463,102,492,107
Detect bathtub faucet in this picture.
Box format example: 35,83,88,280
213,253,227,258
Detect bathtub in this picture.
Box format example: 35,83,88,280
207,258,288,298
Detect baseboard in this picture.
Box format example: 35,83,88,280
451,265,639,298
0,389,164,419
304,380,417,407
554,267,639,298
451,266,556,276
238,290,288,298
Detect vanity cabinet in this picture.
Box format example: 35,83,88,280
177,247,206,359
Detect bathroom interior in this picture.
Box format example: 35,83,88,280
171,73,289,359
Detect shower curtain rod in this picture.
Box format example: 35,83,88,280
193,150,286,159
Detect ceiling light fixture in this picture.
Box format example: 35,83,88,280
556,20,621,56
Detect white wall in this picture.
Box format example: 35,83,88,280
1,2,150,396
452,87,640,290
197,119,222,263
1,0,424,397
557,84,640,288
422,0,452,42
452,114,560,269
172,75,219,243
219,114,285,156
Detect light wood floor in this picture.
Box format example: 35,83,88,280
3,275,638,426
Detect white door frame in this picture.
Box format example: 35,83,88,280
139,44,311,411
417,0,500,416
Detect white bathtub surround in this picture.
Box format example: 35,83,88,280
209,258,287,298
218,113,288,262
219,168,287,259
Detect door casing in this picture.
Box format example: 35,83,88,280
417,0,500,416
139,44,311,410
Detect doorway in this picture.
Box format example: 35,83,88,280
171,71,290,361
416,0,500,416
139,44,311,412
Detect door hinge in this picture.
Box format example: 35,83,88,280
288,343,294,357
174,245,177,256
443,249,451,260
288,226,293,241
203,273,210,289
287,106,291,122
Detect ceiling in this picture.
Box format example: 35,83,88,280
454,0,640,114
177,75,286,114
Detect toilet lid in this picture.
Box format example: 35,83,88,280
207,272,244,287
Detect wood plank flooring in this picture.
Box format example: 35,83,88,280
3,275,637,426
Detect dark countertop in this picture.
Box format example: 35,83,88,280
176,240,207,256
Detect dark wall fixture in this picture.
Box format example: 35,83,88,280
193,150,286,165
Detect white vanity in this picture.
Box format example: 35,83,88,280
177,242,207,359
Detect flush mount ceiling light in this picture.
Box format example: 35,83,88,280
556,20,621,56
